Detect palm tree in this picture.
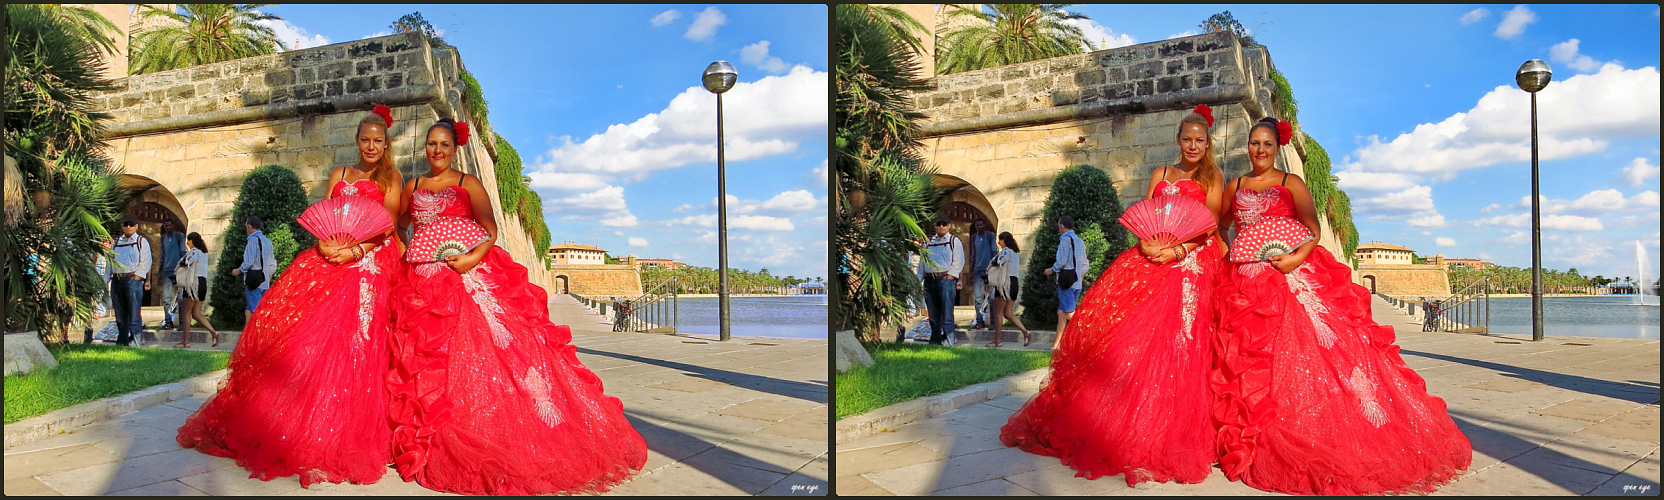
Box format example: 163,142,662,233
935,4,1090,75
835,4,942,340
128,4,288,75
4,4,124,337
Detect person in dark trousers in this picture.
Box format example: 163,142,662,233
1423,299,1442,332
922,218,966,346
158,219,186,330
613,299,632,331
110,217,152,346
968,219,996,329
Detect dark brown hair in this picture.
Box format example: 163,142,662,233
186,232,208,253
999,231,1019,253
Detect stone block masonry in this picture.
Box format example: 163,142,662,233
911,32,1351,276
88,33,552,291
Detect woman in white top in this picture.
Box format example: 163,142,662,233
174,232,220,348
985,231,1031,347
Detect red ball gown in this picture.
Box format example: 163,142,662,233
387,185,647,496
999,178,1222,486
176,179,401,487
1211,184,1471,495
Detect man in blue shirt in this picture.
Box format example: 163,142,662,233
968,219,996,330
1042,215,1089,341
231,215,276,317
921,217,965,346
158,219,185,330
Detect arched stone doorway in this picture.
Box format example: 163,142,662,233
1362,275,1377,294
932,174,996,306
117,175,189,306
554,275,570,294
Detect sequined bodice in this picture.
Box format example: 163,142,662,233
410,185,475,228
1232,185,1297,226
1159,179,1208,205
331,179,384,200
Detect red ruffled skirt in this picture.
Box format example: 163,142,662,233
1211,246,1471,495
386,247,647,496
1000,239,1222,486
176,242,401,487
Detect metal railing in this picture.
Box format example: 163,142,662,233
1430,276,1490,334
581,277,680,334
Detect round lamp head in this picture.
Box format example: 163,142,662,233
1515,59,1552,93
702,61,737,94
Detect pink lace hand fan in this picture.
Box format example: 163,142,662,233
297,196,395,247
406,218,490,263
1118,194,1215,247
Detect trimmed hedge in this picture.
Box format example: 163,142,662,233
1019,165,1131,327
208,165,313,330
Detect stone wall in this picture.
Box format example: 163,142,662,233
910,32,1349,277
89,32,552,294
550,265,645,298
1357,264,1453,298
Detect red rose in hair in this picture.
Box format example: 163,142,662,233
455,122,471,146
1276,121,1293,146
1192,104,1214,128
371,104,393,126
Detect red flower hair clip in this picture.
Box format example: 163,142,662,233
1192,104,1214,128
454,122,471,146
1276,121,1293,146
370,104,393,127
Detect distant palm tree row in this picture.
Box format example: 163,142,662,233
1448,264,1643,295
641,265,821,296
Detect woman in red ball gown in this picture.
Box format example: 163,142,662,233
176,108,405,487
1211,117,1470,495
386,118,646,496
999,105,1226,486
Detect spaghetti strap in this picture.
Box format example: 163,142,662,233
1281,172,1290,186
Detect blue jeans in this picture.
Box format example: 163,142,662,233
924,275,958,345
972,271,990,326
245,287,267,312
110,277,145,346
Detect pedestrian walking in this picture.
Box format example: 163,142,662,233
968,220,996,330
110,216,152,347
230,215,276,317
1042,215,1088,341
174,232,220,348
159,219,186,331
985,231,1032,347
921,217,965,346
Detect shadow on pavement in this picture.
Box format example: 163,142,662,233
1449,412,1657,495
622,412,824,495
575,347,828,403
1399,349,1662,404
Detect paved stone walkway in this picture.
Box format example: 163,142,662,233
5,295,829,496
837,296,1660,496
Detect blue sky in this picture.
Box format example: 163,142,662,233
1062,4,1660,282
257,5,830,281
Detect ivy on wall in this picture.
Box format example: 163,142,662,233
1271,66,1357,259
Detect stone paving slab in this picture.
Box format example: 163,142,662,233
4,295,829,496
837,296,1660,495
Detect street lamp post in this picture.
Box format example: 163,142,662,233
703,61,737,342
1516,59,1552,342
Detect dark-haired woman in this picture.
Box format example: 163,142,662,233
172,232,219,348
999,105,1226,486
177,106,405,487
387,118,646,496
1211,117,1470,495
984,231,1030,347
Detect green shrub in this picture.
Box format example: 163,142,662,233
1300,136,1357,259
493,135,523,215
1019,165,1130,327
209,165,313,329
459,68,489,132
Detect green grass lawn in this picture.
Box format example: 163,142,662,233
3,344,231,424
836,342,1052,420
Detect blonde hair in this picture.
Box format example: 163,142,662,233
356,116,400,193
1172,112,1221,195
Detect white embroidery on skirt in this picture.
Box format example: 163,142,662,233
523,367,563,427
1286,268,1337,348
1345,367,1390,427
461,262,512,348
1238,261,1272,278
356,279,372,344
414,262,446,278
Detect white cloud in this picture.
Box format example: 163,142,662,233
758,189,822,213
665,213,794,231
526,172,612,191
1335,171,1419,192
684,6,727,42
1436,237,1457,247
807,159,828,186
1422,231,1432,236
740,40,791,74
1548,235,1612,267
1408,214,1448,227
1459,8,1490,25
1549,39,1605,73
528,65,828,176
1480,203,1502,213
254,15,330,51
614,231,624,236
672,203,696,213
651,9,681,27
1523,189,1659,216
1471,213,1605,231
599,214,638,227
361,31,391,40
1353,185,1445,227
1336,64,1660,180
1493,5,1537,40
1166,30,1199,40
628,237,649,247
544,185,638,228
1063,18,1135,51
1616,157,1660,187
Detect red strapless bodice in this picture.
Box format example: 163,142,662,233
331,179,385,200
1158,179,1208,205
1232,185,1298,225
410,186,475,226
